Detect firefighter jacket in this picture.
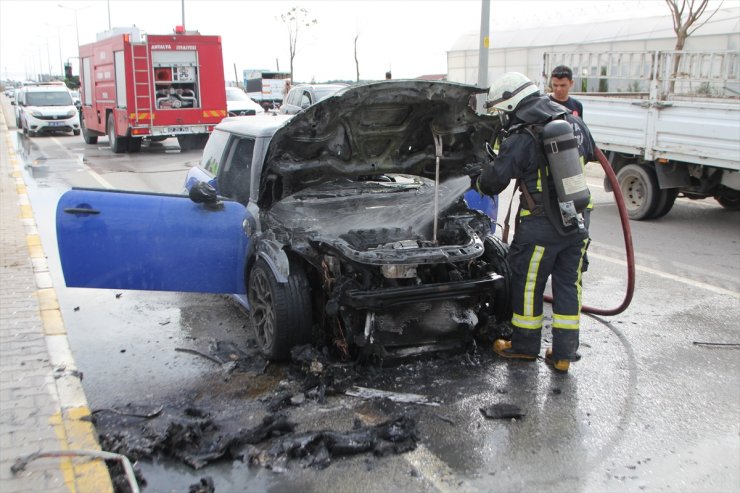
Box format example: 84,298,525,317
477,95,596,215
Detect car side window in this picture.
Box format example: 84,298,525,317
287,89,299,106
218,137,255,205
200,130,230,177
300,92,311,109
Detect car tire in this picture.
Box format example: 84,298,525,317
81,116,98,144
248,257,313,361
617,163,659,220
108,113,128,153
483,235,512,324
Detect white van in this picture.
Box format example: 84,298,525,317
13,83,80,137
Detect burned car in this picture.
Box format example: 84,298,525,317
57,81,509,361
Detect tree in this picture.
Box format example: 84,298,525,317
280,7,317,83
665,0,723,90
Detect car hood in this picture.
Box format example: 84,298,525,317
259,80,498,206
227,100,264,114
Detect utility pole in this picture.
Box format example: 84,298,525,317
476,0,490,113
181,0,185,29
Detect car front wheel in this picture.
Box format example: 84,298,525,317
248,257,313,360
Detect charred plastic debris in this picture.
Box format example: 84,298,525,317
95,344,431,490
96,337,529,491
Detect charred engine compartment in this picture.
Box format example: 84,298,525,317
260,176,506,358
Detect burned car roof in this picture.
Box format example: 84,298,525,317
260,80,498,205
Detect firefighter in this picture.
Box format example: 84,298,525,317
473,72,596,373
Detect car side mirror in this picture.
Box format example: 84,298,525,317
189,181,223,210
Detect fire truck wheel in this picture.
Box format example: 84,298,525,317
128,138,142,153
81,117,98,144
177,135,203,151
108,113,128,154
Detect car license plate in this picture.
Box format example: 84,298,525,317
49,121,64,127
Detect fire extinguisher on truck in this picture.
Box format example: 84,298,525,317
77,26,227,153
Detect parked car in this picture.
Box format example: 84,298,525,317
4,87,15,99
12,82,80,136
225,86,264,116
69,90,81,110
56,81,505,361
279,83,349,115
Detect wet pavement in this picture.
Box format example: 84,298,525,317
3,96,740,492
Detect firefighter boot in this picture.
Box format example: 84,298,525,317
545,348,570,373
493,340,536,361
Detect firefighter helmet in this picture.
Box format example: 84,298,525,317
487,72,540,113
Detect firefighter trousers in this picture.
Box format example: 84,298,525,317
507,215,589,361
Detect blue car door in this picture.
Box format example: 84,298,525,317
56,188,248,294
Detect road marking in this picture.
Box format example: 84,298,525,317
50,136,115,189
589,251,740,299
403,444,478,493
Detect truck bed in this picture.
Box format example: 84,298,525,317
580,95,740,172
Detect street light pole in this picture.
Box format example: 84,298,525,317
58,4,90,50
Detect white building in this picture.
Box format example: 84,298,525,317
447,7,740,86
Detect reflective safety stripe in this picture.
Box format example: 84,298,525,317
203,110,227,118
553,313,580,329
129,112,153,121
536,168,542,192
512,313,543,330
519,208,531,217
577,238,588,306
523,245,545,317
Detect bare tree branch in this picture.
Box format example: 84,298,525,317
280,7,318,83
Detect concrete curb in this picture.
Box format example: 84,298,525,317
1,108,114,492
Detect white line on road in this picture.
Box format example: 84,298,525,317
50,136,115,189
403,444,478,493
589,251,740,299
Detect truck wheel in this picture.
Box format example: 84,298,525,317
128,137,142,153
651,188,678,219
107,114,128,153
81,117,98,144
715,190,740,210
177,135,202,151
248,257,313,361
617,164,659,220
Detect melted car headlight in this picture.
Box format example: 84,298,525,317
30,110,43,117
66,109,77,117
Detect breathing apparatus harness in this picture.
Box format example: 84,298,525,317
495,107,635,316
498,115,590,241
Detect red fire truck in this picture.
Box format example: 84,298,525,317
78,26,227,153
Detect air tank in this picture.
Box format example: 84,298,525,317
542,119,590,212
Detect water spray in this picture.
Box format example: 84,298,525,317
432,133,443,245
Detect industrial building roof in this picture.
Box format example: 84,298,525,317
450,7,739,52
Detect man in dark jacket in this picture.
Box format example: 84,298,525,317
549,65,584,118
474,72,596,373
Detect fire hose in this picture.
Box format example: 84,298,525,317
544,147,635,315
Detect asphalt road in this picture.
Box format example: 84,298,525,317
3,95,739,493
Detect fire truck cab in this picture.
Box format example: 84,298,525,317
78,26,227,153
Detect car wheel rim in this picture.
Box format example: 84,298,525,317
249,269,275,350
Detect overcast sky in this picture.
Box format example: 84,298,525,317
0,0,723,83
